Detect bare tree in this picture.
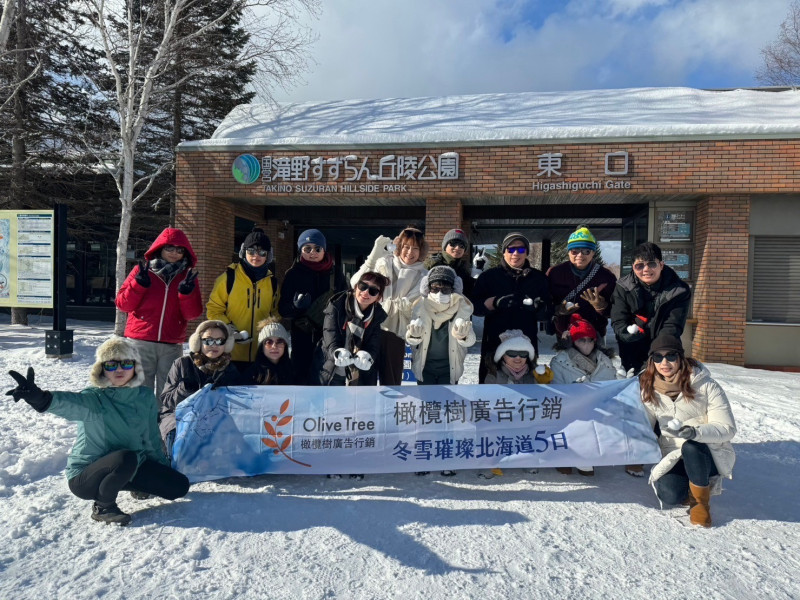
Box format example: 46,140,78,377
0,0,16,52
72,0,319,333
757,0,800,88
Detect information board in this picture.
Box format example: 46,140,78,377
0,210,55,308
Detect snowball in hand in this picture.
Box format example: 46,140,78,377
627,324,639,334
411,318,423,328
238,330,250,340
385,243,397,252
565,301,575,309
454,318,465,328
667,418,682,431
535,365,546,375
523,298,533,306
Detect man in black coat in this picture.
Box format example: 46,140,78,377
610,242,692,373
473,232,552,383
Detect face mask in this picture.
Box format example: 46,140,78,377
429,292,451,305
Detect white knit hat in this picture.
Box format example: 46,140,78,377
257,318,290,346
493,329,536,363
89,336,145,388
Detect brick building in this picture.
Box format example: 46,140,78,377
176,87,800,369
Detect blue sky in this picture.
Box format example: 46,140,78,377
271,0,794,103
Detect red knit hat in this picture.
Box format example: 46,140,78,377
569,314,597,342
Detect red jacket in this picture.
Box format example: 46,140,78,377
116,228,203,344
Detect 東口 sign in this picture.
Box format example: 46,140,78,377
172,379,660,482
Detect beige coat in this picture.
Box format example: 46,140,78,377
643,364,736,494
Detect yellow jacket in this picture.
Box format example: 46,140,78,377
206,262,280,362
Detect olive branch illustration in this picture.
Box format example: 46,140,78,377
261,398,312,467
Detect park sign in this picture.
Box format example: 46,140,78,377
172,378,661,482
0,210,55,309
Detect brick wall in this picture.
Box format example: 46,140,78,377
424,198,464,257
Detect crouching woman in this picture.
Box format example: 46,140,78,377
640,333,736,527
6,337,190,526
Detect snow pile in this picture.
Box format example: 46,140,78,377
178,87,800,149
1,317,799,599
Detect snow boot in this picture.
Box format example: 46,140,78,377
349,474,364,480
688,483,711,527
625,464,644,477
414,471,430,476
91,502,131,526
577,467,594,477
440,470,457,477
556,467,573,475
129,490,151,500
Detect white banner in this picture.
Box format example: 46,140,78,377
173,380,660,483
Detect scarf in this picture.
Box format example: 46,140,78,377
300,253,333,272
567,347,598,375
345,292,375,353
564,262,601,303
149,257,187,284
653,372,682,400
501,362,530,382
423,296,461,329
240,258,271,283
192,352,232,375
501,258,531,278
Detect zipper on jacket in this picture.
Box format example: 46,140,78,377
249,282,257,361
157,278,170,341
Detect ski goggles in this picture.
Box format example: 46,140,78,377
102,359,135,371
356,281,381,296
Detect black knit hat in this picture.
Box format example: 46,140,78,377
242,228,271,250
428,265,457,287
649,333,683,357
501,232,530,252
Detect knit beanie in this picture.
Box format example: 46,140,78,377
501,232,530,252
189,320,235,354
567,227,597,251
494,329,536,362
568,314,597,342
89,336,145,388
297,228,326,251
242,228,271,251
257,317,290,346
420,266,463,296
649,333,683,357
441,229,469,251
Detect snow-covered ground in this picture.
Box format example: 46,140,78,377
1,316,799,599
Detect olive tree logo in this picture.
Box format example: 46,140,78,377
232,154,261,184
262,399,311,467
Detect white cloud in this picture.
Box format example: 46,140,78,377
266,0,794,104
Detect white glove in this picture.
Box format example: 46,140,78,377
574,375,588,383
353,350,374,371
366,235,394,268
407,318,424,338
234,330,251,344
451,318,472,340
333,348,353,367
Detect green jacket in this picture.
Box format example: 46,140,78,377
49,386,168,480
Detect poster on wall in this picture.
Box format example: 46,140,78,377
658,210,693,243
0,210,55,308
662,248,692,280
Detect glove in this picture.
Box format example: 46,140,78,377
451,318,472,340
574,375,588,383
634,314,649,331
521,296,544,312
334,348,353,367
6,368,52,413
534,365,554,384
353,350,374,371
178,269,198,295
407,319,424,339
554,300,579,316
619,325,645,343
365,235,394,268
473,249,487,271
493,294,519,310
234,330,251,344
293,292,312,310
676,426,697,440
580,287,608,312
135,260,151,288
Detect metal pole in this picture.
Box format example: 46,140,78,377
46,204,73,357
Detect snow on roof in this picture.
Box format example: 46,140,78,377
178,87,800,150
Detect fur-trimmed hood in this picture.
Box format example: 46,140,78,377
89,336,146,388
189,320,235,354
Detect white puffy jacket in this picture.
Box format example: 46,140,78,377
404,294,476,384
550,349,619,384
643,364,736,494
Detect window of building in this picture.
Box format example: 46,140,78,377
751,236,800,324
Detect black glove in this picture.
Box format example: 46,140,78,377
521,297,545,312
135,260,151,288
676,426,697,440
634,314,649,330
618,328,645,343
178,269,198,295
493,294,520,310
293,291,312,310
6,367,52,413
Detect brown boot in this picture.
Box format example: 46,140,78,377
688,482,711,527
681,487,697,508
556,467,573,475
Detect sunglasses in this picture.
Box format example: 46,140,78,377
356,281,381,296
102,359,135,371
246,248,269,257
569,249,593,256
652,352,680,363
505,350,529,358
447,241,466,249
263,338,286,347
430,283,454,294
301,245,323,254
201,337,226,346
505,246,528,254
163,245,185,254
633,260,660,272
